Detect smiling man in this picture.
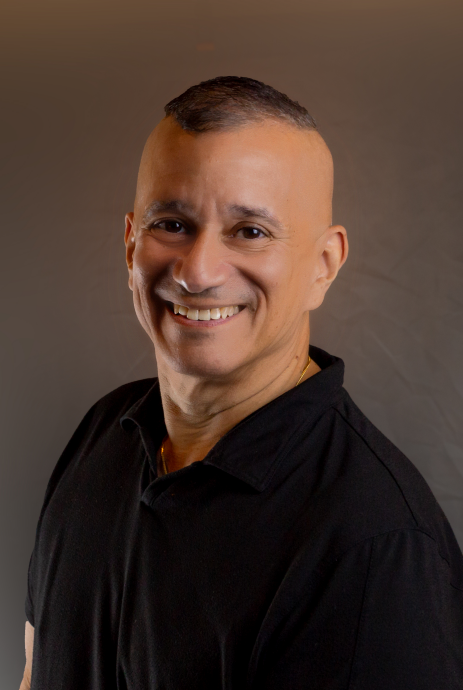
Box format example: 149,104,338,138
21,77,463,690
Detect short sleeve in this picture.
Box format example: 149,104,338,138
349,529,463,690
23,399,100,630
249,529,463,690
25,549,36,626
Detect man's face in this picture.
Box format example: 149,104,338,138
125,117,337,379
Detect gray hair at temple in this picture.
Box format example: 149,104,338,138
164,76,318,133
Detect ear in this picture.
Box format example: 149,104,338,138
308,225,348,310
124,212,135,291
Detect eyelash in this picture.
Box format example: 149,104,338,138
150,220,268,239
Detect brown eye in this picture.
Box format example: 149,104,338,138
238,227,266,239
156,220,185,233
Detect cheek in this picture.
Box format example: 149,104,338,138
262,252,316,321
255,253,300,308
131,267,152,325
130,247,164,329
132,242,163,295
130,268,152,335
132,262,151,295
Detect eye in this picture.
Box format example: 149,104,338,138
153,220,185,233
237,226,267,240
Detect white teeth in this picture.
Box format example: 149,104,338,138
173,304,241,321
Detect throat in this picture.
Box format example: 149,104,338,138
157,360,319,474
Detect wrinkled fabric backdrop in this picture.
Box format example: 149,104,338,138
2,0,462,684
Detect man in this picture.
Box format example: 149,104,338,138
21,76,463,689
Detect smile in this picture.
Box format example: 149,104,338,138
166,302,244,322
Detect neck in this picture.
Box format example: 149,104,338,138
156,339,321,473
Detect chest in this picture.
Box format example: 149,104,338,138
35,461,308,689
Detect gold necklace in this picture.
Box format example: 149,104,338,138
159,354,312,475
296,354,312,386
160,439,169,476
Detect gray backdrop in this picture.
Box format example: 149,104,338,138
2,0,463,685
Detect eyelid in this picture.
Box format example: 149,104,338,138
150,218,188,231
235,224,270,237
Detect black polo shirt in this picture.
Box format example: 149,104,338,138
26,344,463,689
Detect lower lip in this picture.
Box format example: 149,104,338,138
166,307,244,328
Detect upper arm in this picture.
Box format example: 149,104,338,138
19,622,34,690
250,530,463,690
349,530,463,689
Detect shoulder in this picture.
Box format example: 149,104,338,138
37,378,158,512
62,376,159,465
66,377,158,443
86,377,158,424
328,387,463,585
331,386,441,531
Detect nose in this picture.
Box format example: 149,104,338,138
172,230,231,294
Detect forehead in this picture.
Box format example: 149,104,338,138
135,117,332,224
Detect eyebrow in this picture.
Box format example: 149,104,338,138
142,199,285,231
142,199,194,223
227,204,285,231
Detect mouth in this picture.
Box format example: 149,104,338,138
165,301,245,323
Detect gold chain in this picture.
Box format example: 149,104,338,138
296,354,312,386
160,440,168,476
159,353,311,475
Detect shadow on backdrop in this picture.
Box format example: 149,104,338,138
2,0,463,685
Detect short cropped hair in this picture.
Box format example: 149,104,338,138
164,76,317,133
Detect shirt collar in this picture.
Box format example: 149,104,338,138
121,344,345,492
